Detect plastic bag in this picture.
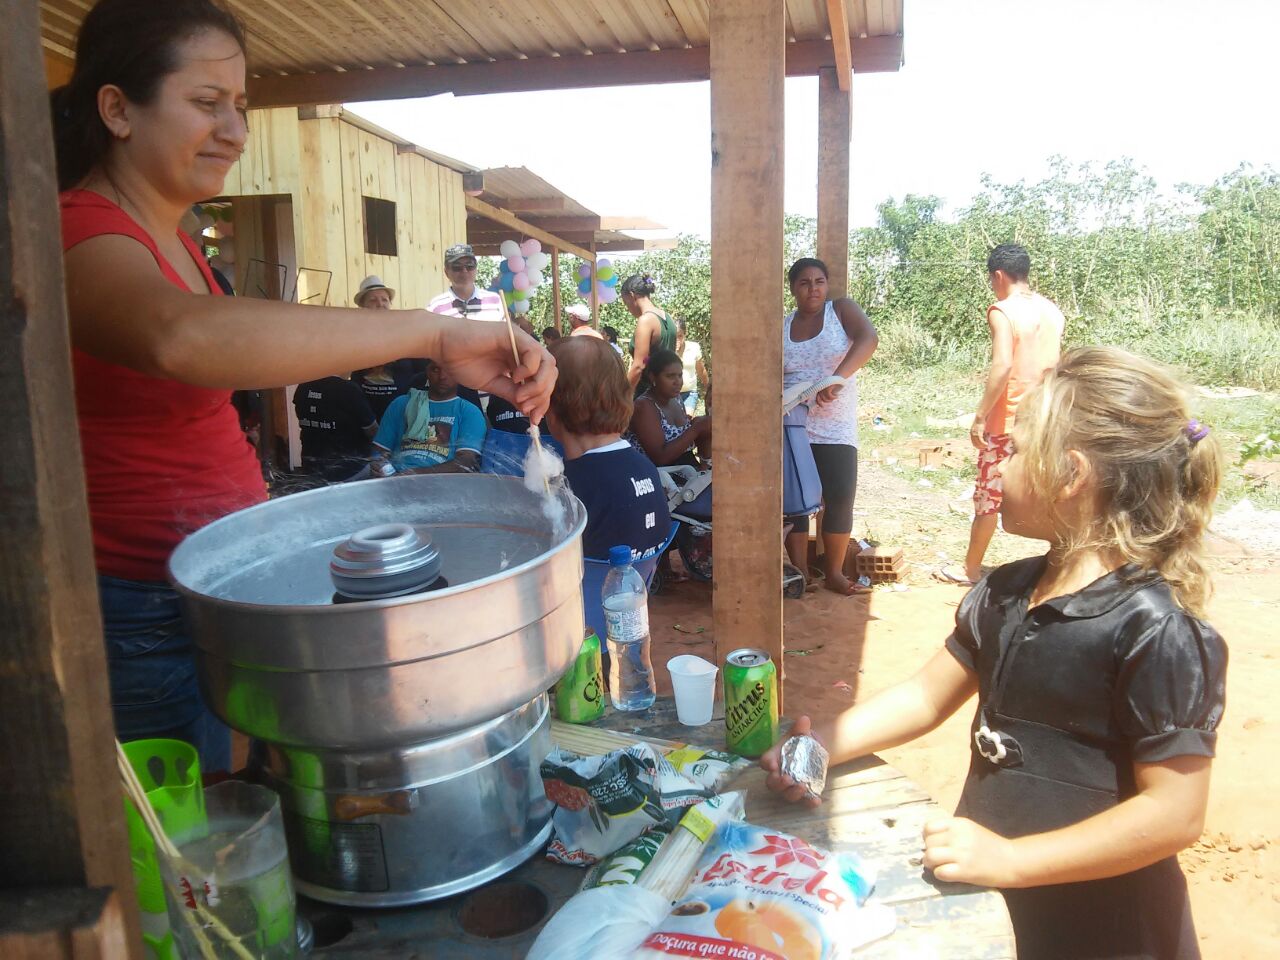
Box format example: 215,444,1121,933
662,747,751,794
580,826,671,890
526,885,670,960
541,744,668,865
542,743,727,865
633,821,894,960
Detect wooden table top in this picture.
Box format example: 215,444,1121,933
308,699,1014,958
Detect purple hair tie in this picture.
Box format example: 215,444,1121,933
1186,419,1210,444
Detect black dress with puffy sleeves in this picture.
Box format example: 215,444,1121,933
946,557,1227,960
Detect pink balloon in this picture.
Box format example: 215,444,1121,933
513,272,531,291
597,257,611,269
577,263,592,279
520,239,541,257
507,255,526,273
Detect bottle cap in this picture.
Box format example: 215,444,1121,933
608,545,632,566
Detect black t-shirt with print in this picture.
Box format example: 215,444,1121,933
353,358,428,421
294,377,376,480
484,394,530,434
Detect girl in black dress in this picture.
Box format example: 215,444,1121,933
762,346,1227,960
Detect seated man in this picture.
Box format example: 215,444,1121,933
545,337,670,561
372,360,486,474
293,373,377,482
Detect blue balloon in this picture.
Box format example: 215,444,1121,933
577,279,591,295
499,260,512,273
603,274,619,286
501,272,516,292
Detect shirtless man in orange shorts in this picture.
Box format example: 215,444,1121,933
937,244,1063,585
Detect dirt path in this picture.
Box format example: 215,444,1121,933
648,459,1279,958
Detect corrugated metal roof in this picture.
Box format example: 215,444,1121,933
40,1,903,83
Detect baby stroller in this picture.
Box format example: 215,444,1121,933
656,379,830,598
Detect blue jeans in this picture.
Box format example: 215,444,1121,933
98,574,231,773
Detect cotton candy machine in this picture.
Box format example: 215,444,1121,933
168,474,586,906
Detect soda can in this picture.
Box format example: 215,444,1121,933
555,630,605,724
722,648,779,757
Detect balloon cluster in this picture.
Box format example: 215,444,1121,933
576,258,619,304
492,238,551,315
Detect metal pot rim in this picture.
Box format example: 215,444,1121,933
167,475,586,615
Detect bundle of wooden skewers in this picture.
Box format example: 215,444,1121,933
115,740,256,960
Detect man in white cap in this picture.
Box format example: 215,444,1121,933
351,275,427,420
566,303,604,339
427,244,505,322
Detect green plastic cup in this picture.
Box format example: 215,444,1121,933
122,739,207,960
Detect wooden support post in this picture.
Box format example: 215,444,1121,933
551,247,562,333
589,241,599,330
0,2,141,954
710,0,786,700
817,66,852,299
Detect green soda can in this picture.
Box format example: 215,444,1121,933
723,648,779,757
555,630,605,724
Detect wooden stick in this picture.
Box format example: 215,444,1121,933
498,296,552,496
116,742,257,960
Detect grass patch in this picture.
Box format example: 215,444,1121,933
857,355,1280,513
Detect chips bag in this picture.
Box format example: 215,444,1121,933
634,821,893,960
541,744,668,865
542,743,729,866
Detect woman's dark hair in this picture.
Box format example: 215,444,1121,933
50,0,246,190
787,257,829,287
645,348,682,377
601,325,620,344
621,274,657,298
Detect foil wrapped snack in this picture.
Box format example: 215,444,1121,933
780,734,830,801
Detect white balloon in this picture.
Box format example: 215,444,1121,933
526,270,543,288
527,251,550,271
499,240,521,259
513,299,531,313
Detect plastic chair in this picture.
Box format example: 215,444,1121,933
581,522,680,641
480,428,565,477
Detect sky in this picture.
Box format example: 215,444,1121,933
351,0,1279,240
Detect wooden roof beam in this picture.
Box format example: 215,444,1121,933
825,0,853,91
465,195,594,261
483,196,567,213
245,36,903,107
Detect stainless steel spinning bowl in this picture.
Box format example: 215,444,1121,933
168,474,586,750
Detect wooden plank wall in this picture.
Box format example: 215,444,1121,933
221,108,466,309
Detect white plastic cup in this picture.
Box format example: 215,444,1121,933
667,655,719,726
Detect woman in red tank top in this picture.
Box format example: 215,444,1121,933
54,0,557,772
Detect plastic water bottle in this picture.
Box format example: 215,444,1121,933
602,545,657,711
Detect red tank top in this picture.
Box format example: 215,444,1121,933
61,190,267,581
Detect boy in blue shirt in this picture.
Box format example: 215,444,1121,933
373,360,487,474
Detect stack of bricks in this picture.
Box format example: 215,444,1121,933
850,545,906,583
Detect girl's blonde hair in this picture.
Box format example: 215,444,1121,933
1014,346,1222,616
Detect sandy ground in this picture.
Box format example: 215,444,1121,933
647,459,1280,959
